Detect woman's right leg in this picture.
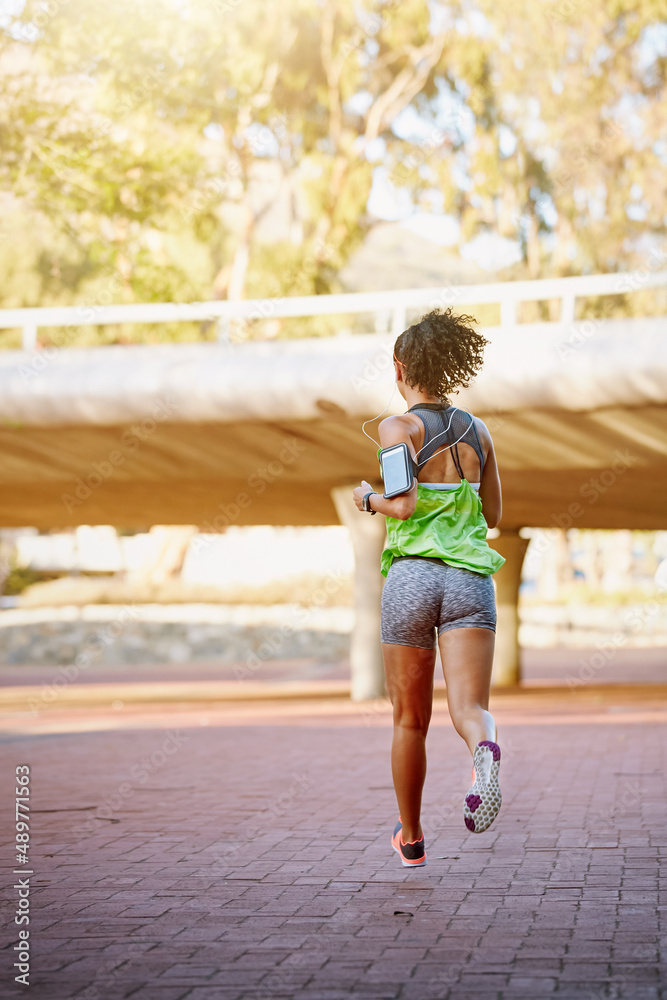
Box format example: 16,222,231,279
436,568,498,753
437,626,497,754
436,568,502,834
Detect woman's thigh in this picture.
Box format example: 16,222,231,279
437,627,495,717
382,642,437,728
381,559,442,725
436,567,497,714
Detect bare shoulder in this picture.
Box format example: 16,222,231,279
469,414,497,465
378,413,417,446
378,414,411,430
378,412,425,432
470,414,493,443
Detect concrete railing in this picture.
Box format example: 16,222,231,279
1,269,665,350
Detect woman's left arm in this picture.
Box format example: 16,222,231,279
352,416,418,521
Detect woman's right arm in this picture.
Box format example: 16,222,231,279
475,418,502,529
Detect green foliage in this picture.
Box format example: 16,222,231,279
0,0,665,343
3,563,49,596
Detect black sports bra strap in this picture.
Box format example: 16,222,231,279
470,421,485,479
452,442,465,479
409,404,485,479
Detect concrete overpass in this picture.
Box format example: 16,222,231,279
1,272,665,697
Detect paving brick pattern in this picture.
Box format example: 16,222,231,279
2,686,667,999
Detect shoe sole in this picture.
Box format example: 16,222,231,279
464,741,502,834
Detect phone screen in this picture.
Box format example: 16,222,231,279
381,445,412,496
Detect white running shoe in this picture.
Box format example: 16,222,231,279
463,740,502,834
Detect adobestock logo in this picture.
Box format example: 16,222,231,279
551,450,637,532
60,397,177,513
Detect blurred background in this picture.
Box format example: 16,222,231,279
0,0,666,697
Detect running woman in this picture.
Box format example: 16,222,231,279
353,307,506,868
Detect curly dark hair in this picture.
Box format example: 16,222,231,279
393,307,490,403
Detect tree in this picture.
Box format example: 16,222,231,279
0,0,665,341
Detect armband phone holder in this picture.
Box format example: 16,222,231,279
378,442,418,499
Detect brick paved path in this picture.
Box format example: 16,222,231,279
2,686,667,999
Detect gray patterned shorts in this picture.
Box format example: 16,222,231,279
380,556,497,649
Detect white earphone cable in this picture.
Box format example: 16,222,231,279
413,408,475,466
361,387,476,473
361,381,399,448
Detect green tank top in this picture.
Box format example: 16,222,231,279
377,448,506,578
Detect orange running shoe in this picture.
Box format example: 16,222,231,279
391,818,427,867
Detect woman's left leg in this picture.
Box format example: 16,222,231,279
381,642,437,844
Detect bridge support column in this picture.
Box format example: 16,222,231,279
331,485,386,701
488,528,530,687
